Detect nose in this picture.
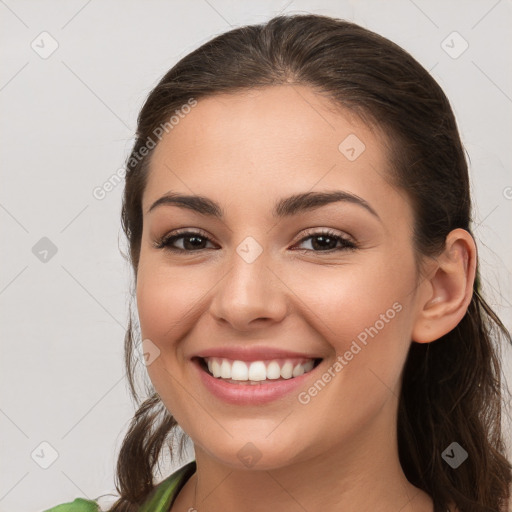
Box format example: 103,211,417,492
208,245,289,332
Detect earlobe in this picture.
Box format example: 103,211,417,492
411,228,477,343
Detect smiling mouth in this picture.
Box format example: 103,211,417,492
194,356,323,384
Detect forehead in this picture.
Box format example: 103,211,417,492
149,84,377,167
142,85,410,227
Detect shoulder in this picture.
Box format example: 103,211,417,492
42,497,101,512
42,461,196,512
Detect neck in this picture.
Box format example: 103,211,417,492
172,406,434,512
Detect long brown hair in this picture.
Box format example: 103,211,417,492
110,13,512,512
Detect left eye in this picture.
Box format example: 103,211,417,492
155,229,357,253
294,230,357,252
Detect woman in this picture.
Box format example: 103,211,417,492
44,13,511,512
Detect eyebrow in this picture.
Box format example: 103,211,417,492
147,190,381,221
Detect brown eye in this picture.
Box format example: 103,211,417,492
154,230,216,252
293,229,357,252
154,228,357,254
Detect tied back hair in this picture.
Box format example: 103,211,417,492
107,14,512,512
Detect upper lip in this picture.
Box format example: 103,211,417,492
191,346,323,362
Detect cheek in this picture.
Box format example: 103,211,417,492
290,259,413,376
135,261,203,418
136,259,207,342
289,268,412,432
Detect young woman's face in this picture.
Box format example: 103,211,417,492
136,85,427,469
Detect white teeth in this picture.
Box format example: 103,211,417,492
280,361,293,379
202,357,318,382
220,359,231,379
292,363,305,377
302,360,314,373
266,361,281,379
211,359,221,378
248,361,267,381
231,360,248,380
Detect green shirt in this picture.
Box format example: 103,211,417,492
43,461,196,512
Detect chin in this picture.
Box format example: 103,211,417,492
195,432,308,471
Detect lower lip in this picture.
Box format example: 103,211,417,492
192,358,322,405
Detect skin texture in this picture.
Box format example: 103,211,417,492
135,85,475,512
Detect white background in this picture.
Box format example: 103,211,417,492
1,1,511,511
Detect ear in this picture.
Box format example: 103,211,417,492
411,228,477,343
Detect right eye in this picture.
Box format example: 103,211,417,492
154,230,217,252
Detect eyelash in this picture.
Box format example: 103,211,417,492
153,228,358,254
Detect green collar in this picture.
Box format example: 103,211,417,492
139,460,197,512
43,462,197,512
